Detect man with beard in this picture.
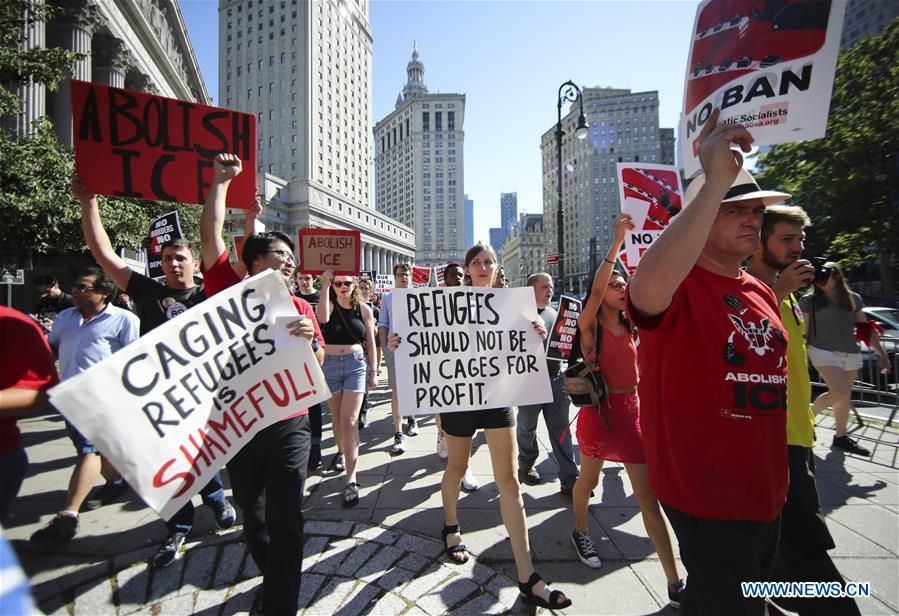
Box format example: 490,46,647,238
746,206,860,615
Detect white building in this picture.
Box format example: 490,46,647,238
373,44,465,267
501,213,546,288
218,0,414,271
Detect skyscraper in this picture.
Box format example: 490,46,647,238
464,195,474,248
840,0,898,48
218,0,414,271
500,192,518,231
374,44,466,267
540,87,674,294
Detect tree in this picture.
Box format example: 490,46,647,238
754,19,899,300
0,0,82,120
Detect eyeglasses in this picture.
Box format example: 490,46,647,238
608,281,626,290
266,250,295,264
333,281,354,288
72,283,96,292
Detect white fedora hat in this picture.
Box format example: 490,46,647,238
685,168,791,207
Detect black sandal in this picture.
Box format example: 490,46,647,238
342,482,360,508
441,524,469,564
518,572,572,609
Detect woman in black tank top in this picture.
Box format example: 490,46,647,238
316,270,377,507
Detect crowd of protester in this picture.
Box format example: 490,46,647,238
2,114,891,614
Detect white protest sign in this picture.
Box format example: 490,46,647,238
616,163,684,274
48,269,330,520
678,0,845,177
392,287,553,415
375,274,394,294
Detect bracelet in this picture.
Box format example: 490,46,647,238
604,258,616,264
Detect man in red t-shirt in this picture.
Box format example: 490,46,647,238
0,307,59,522
200,153,324,615
626,110,790,614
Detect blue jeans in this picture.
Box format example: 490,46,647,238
0,447,28,522
516,374,578,487
166,472,226,536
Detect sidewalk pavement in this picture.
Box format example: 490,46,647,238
4,382,897,615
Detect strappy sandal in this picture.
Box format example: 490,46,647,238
332,453,345,472
441,524,469,564
518,572,572,609
342,482,360,508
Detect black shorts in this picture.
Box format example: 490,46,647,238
440,407,514,437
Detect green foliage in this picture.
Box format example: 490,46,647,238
0,0,83,119
0,119,203,255
754,19,899,297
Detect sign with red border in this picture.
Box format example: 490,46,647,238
298,229,361,275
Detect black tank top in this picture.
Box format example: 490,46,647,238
320,303,366,345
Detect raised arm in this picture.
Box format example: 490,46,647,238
73,177,133,291
316,270,334,324
200,153,242,270
232,194,263,279
628,109,754,317
583,214,634,323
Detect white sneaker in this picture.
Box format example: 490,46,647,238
436,432,448,459
461,467,479,492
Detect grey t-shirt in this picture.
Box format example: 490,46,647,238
799,291,862,353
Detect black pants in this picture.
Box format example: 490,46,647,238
663,504,780,616
166,472,226,536
771,446,860,615
227,415,310,616
308,403,322,447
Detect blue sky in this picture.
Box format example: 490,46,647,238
181,0,700,244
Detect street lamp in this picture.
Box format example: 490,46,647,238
556,80,588,296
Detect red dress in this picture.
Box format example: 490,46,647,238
576,324,645,463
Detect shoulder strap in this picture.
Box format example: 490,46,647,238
334,302,366,347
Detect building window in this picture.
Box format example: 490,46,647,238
435,112,442,132
447,111,455,131
422,112,429,132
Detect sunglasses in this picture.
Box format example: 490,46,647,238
72,283,96,292
333,281,354,288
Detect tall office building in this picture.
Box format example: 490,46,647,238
218,0,414,271
500,192,518,230
374,44,466,267
540,87,674,294
464,195,474,248
840,0,898,48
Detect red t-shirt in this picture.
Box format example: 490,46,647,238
0,307,59,454
626,265,788,522
202,251,324,419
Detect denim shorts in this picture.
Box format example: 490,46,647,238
66,420,98,455
322,352,368,393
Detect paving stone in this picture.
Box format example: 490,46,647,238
352,524,400,545
357,545,405,582
213,543,245,587
301,535,330,572
395,552,431,574
416,576,482,614
453,592,505,615
240,552,261,580
367,591,408,616
452,558,496,586
373,565,417,593
333,581,381,616
148,557,185,601
223,578,260,614
336,541,380,577
395,533,444,559
115,562,150,609
297,572,326,609
309,539,357,575
400,564,454,601
73,577,115,615
191,585,229,614
306,520,354,536
151,592,196,614
181,547,216,591
305,576,357,614
485,573,521,608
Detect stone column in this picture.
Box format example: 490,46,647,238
51,0,98,144
126,72,159,94
363,244,372,271
6,0,47,137
93,38,130,88
378,248,386,274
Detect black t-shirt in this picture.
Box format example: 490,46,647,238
126,272,206,335
35,292,75,323
298,290,321,311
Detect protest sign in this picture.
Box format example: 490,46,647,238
678,0,845,177
412,265,432,288
616,163,684,274
71,80,257,207
298,229,360,276
434,263,449,287
360,270,376,282
146,210,183,279
375,274,394,294
391,287,553,415
47,269,330,520
547,295,582,362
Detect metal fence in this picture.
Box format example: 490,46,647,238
810,351,899,427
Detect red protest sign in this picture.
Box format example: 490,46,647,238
298,229,361,275
411,265,431,287
71,80,257,208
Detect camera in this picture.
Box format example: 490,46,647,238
811,257,832,285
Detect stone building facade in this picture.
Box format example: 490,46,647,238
500,213,545,288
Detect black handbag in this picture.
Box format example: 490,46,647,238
563,360,609,408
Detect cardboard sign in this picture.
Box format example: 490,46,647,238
547,295,582,362
411,265,432,288
678,0,845,177
392,287,553,415
298,229,360,276
71,80,257,207
375,274,394,294
616,163,685,274
47,270,330,520
233,235,245,263
146,210,183,279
